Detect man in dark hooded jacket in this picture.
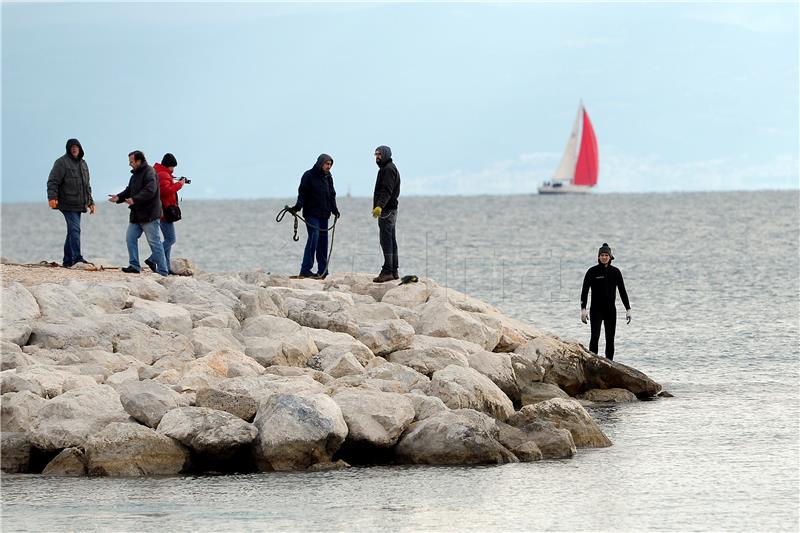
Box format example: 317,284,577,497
108,151,169,276
47,139,95,267
580,243,631,360
290,154,339,279
371,145,400,283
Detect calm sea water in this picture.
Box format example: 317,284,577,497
1,191,799,531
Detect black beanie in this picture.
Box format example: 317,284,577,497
598,243,614,260
161,153,178,167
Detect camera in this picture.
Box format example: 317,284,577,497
178,176,192,184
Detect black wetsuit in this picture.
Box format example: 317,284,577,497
580,262,630,360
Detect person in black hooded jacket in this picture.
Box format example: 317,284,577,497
580,243,631,360
47,139,96,267
371,145,401,283
289,154,339,279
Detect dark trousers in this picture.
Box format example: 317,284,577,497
589,308,617,360
300,216,329,276
61,210,85,267
378,210,398,275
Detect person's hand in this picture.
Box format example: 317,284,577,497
108,194,118,203
372,206,382,218
626,309,631,325
580,308,588,324
288,204,300,214
48,199,58,209
125,198,134,205
88,204,96,215
333,209,340,219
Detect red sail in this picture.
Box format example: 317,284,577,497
574,108,598,187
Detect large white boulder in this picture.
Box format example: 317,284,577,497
357,319,415,357
417,300,501,351
252,392,348,471
124,297,193,335
429,365,515,422
85,422,188,476
332,388,415,448
157,406,258,454
395,408,517,465
118,379,191,428
27,384,133,450
509,398,612,448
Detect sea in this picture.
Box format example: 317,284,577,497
1,190,798,532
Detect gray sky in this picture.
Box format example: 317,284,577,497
2,1,798,202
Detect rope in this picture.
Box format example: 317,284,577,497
276,206,339,278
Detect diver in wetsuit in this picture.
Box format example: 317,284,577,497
580,243,631,360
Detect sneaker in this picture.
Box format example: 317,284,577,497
372,273,394,283
144,258,157,273
392,272,399,280
296,272,315,279
121,266,140,274
313,272,328,280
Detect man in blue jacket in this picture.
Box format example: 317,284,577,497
290,154,339,279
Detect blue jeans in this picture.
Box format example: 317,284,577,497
378,210,398,276
126,221,168,276
147,220,176,272
300,216,329,276
61,211,85,267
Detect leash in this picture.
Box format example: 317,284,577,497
276,206,339,278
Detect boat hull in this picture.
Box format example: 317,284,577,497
538,183,593,194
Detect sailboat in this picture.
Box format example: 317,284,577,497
538,102,598,194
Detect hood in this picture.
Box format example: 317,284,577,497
153,163,173,176
375,145,392,167
65,138,84,161
313,153,334,175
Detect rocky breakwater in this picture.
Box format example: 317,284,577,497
0,265,662,476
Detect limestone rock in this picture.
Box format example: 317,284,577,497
466,350,519,404
417,300,501,351
404,391,449,421
510,398,612,448
42,447,87,476
195,386,258,422
332,388,415,448
125,297,193,335
520,382,570,406
1,432,31,473
395,409,517,465
1,282,40,321
1,390,48,432
190,327,245,357
581,356,661,398
356,319,415,357
576,388,638,403
429,365,515,422
28,385,132,451
87,422,188,476
388,346,469,377
118,379,190,428
252,392,348,471
157,406,258,454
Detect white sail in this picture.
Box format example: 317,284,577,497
551,105,583,184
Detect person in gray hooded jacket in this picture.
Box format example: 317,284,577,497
47,138,96,267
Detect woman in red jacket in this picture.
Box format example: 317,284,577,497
145,153,187,274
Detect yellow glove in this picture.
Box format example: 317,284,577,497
48,199,58,209
372,206,382,218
